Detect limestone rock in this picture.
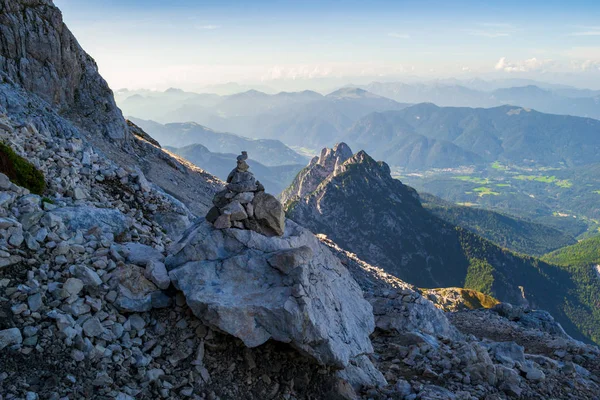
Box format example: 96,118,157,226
0,0,129,140
168,219,374,368
253,192,285,237
48,207,129,237
111,265,159,313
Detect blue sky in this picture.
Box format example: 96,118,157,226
55,0,600,90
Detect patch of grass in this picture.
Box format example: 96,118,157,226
593,190,600,195
454,176,489,185
0,142,45,194
491,161,508,171
473,187,500,197
513,174,572,188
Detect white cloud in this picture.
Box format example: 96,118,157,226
388,32,410,39
572,60,600,71
196,24,220,30
494,57,554,73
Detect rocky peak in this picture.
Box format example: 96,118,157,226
315,142,353,172
206,151,285,236
284,146,469,288
0,0,128,140
280,142,353,206
335,150,392,180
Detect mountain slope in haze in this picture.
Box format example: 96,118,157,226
120,88,410,151
284,144,600,344
362,81,600,120
345,103,600,169
128,118,308,167
344,110,483,169
166,144,303,194
421,193,578,256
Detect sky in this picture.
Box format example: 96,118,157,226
55,0,600,91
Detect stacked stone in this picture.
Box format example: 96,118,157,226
206,151,285,237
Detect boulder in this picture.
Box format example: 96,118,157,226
48,207,129,237
118,242,165,266
111,265,159,313
253,192,285,237
167,219,374,368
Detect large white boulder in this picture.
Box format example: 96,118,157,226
166,219,374,368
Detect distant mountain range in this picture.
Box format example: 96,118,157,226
283,143,600,344
166,144,303,194
128,118,308,167
119,88,410,150
358,82,600,120
344,103,600,170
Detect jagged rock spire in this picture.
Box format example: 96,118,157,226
207,151,285,236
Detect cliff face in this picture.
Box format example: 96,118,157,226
0,0,128,140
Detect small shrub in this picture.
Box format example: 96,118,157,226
0,142,46,194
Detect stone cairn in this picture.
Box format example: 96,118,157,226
206,151,285,236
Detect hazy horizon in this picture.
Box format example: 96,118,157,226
55,0,600,92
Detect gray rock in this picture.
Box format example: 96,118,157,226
145,260,170,290
27,293,42,312
168,220,374,368
252,192,285,237
214,214,231,230
267,246,314,274
0,173,11,190
82,317,105,337
128,314,146,331
154,211,190,239
0,328,22,350
119,242,164,266
221,201,247,222
48,207,129,237
72,265,102,287
63,278,84,295
111,265,158,313
73,187,87,200
0,0,129,140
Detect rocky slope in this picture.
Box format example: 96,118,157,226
1,1,600,399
